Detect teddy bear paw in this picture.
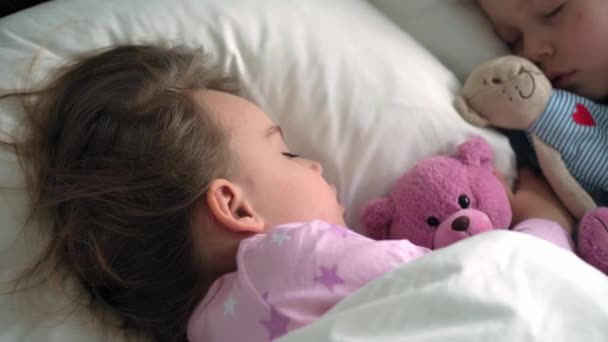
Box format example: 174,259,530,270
578,207,608,275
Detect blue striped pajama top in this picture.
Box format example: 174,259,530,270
528,90,608,206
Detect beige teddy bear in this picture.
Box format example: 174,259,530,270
455,55,607,220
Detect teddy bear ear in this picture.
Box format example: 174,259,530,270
361,197,395,240
455,135,493,169
454,95,490,127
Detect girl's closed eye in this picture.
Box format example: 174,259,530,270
282,152,299,158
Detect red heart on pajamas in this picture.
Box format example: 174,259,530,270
572,103,596,126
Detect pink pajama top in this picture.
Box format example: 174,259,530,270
187,219,572,342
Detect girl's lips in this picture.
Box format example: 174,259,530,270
331,184,344,208
548,70,576,88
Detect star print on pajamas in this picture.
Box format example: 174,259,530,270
314,264,345,292
187,221,434,342
223,294,236,316
260,305,290,340
271,230,291,246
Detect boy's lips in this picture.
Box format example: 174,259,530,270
546,70,577,88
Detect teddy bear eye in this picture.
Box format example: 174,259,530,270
458,195,471,209
426,216,440,227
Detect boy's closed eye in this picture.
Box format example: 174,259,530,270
542,0,566,19
282,152,300,158
504,1,567,51
508,35,523,51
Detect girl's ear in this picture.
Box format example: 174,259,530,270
206,179,265,234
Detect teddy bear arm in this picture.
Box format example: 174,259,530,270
531,134,597,220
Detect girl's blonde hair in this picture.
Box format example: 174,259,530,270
2,44,237,341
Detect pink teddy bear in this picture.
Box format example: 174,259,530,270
361,136,608,274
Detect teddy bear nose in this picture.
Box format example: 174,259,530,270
451,216,470,232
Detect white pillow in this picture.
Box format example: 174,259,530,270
368,0,510,81
0,0,516,340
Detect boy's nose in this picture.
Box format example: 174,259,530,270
522,38,554,66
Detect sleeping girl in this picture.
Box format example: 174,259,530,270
1,44,582,341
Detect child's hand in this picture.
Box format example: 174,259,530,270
493,168,514,200
509,168,575,235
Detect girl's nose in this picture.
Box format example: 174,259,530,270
308,159,323,174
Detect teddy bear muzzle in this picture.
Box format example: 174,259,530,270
433,209,495,249
451,216,470,232
485,65,537,101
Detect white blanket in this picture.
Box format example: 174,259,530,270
279,231,608,342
